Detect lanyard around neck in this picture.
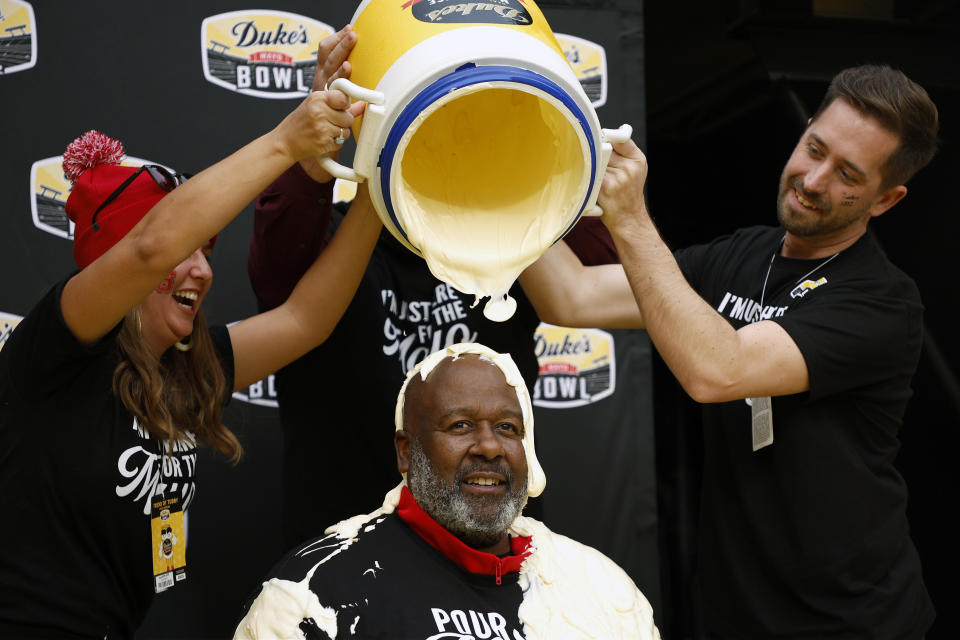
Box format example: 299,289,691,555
757,235,839,312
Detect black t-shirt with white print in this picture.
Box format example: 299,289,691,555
675,225,934,639
0,278,233,639
238,487,530,640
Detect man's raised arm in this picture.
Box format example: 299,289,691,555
597,140,809,402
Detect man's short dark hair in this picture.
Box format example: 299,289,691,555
811,64,939,188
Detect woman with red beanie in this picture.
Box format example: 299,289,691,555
0,88,381,638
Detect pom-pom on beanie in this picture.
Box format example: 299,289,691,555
64,131,169,269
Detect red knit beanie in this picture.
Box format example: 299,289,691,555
63,131,168,269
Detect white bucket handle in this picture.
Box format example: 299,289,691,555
602,123,634,144
582,123,634,216
318,78,387,182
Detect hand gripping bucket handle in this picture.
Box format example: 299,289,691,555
318,78,385,182
582,123,634,216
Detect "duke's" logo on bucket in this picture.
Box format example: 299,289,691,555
409,0,533,25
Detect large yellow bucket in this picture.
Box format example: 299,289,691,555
323,0,630,320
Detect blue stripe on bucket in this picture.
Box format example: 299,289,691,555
378,64,597,250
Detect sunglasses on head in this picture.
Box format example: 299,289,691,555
92,164,189,232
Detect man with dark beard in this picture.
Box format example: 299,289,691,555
527,64,939,639
234,343,660,640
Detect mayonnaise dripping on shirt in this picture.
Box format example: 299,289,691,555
234,484,660,640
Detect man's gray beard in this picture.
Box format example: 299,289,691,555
406,438,528,550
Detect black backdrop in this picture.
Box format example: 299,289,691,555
1,2,654,638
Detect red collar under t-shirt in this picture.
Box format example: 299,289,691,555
396,486,531,585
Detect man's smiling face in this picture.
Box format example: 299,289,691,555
777,98,903,242
397,355,528,553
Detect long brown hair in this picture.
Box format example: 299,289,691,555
113,307,242,463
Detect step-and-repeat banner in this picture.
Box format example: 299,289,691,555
1,1,651,636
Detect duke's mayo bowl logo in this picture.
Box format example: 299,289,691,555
556,33,607,108
0,0,37,76
30,155,167,240
201,11,334,99
532,324,615,408
410,0,533,25
1,312,23,353
232,375,279,408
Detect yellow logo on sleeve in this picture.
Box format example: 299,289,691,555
790,277,828,299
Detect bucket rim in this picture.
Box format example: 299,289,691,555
378,63,598,250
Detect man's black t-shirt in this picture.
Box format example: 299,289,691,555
0,279,233,639
236,487,661,640
676,226,934,639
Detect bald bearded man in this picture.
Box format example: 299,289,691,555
235,343,660,640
